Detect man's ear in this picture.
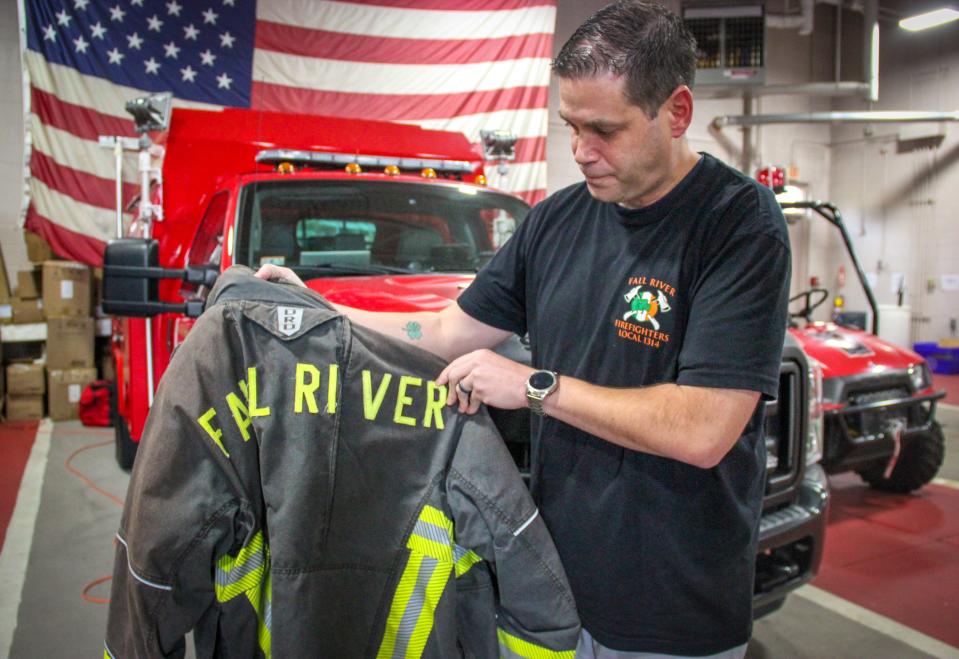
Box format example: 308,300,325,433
662,85,693,137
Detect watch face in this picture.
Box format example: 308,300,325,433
529,370,555,390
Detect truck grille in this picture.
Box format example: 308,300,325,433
849,387,909,406
764,362,802,495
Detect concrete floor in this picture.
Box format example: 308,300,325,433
1,406,958,658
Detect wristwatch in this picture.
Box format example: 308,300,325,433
526,370,559,416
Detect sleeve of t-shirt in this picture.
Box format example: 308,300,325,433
456,204,536,337
676,221,791,401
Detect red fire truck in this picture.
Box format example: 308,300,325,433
102,96,527,467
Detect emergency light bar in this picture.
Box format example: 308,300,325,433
255,149,475,173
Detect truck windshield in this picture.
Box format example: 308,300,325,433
236,179,529,275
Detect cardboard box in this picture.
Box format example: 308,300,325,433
42,261,91,318
46,317,95,370
17,269,42,299
100,353,116,381
24,230,55,264
6,363,45,396
12,298,44,324
6,395,44,421
47,367,97,421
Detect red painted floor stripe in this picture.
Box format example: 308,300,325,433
0,421,39,550
932,373,959,405
815,473,959,647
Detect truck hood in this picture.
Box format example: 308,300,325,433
787,322,924,379
305,273,474,312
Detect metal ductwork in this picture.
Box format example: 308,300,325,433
712,110,959,128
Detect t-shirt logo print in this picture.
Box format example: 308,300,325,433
623,285,672,331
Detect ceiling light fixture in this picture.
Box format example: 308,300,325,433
899,7,959,31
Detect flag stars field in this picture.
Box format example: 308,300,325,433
22,0,547,263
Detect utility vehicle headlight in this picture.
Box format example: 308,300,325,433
806,358,824,466
908,363,931,392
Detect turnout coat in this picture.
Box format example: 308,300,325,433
105,267,580,658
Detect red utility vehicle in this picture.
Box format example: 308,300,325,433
782,201,946,493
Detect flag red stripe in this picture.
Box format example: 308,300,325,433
255,21,552,64
322,0,555,9
31,149,139,211
251,82,548,124
25,205,106,265
32,86,135,141
514,136,546,163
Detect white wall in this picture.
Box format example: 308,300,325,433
0,2,26,287
828,17,959,344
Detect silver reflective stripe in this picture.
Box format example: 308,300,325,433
263,584,273,632
104,641,117,658
115,534,173,591
453,544,469,563
391,556,439,659
412,518,451,546
216,545,265,590
499,640,528,659
513,509,539,537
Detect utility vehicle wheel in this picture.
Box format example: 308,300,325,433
858,422,944,493
114,414,138,471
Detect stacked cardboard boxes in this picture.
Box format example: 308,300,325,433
6,362,45,420
43,261,96,421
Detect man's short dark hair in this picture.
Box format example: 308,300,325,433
552,0,697,117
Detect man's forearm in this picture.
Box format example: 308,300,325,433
540,378,759,468
330,304,450,358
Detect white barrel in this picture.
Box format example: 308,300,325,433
877,304,911,348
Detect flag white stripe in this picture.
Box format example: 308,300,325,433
253,51,550,96
31,119,139,183
30,177,130,238
402,108,549,142
257,1,556,40
482,161,548,190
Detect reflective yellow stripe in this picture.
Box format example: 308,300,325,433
215,531,272,658
497,628,576,659
405,558,450,658
377,553,425,659
377,505,457,658
453,546,483,577
216,532,267,603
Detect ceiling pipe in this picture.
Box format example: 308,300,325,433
863,0,879,102
712,110,959,128
696,81,869,99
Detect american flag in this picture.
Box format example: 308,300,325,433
22,0,555,265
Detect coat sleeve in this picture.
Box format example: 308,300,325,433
446,413,580,658
104,309,256,658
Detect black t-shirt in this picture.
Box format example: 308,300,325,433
458,153,790,654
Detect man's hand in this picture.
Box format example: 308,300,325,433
437,349,534,414
255,264,305,287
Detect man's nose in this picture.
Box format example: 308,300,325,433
572,135,597,166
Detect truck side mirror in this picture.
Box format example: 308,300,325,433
103,238,214,317
103,239,160,315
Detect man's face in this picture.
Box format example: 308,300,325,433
558,74,673,209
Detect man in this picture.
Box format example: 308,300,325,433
259,1,790,656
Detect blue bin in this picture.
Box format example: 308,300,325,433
913,342,959,375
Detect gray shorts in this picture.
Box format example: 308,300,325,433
576,628,748,659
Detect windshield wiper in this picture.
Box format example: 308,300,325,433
292,263,415,276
